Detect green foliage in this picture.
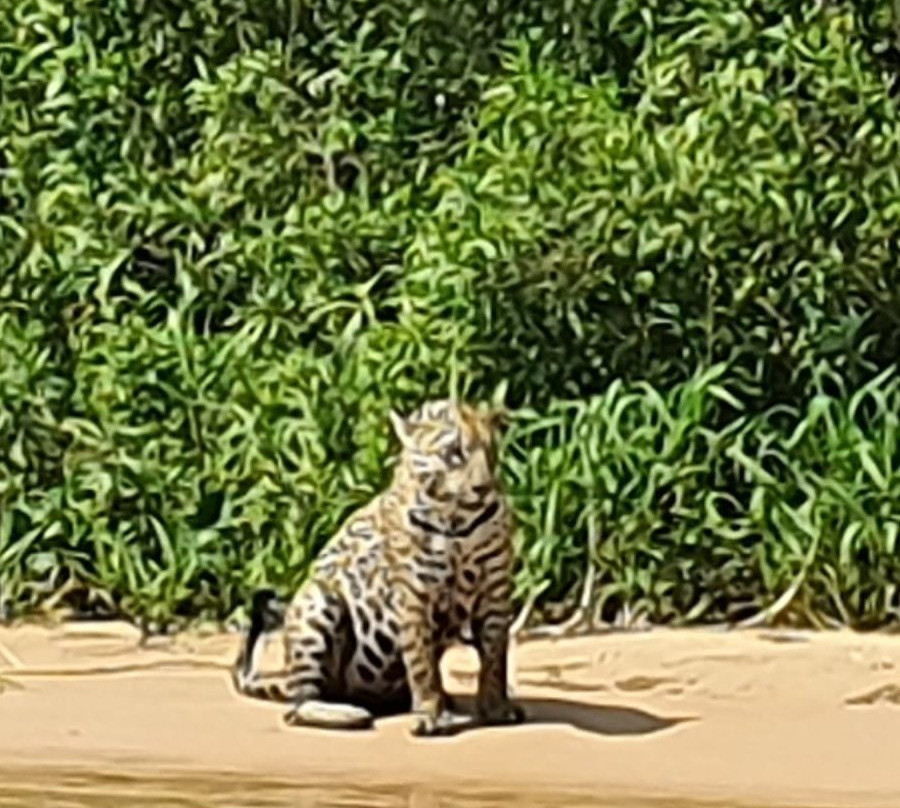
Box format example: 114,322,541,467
507,365,900,628
2,0,900,628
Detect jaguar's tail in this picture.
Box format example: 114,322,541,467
230,588,287,700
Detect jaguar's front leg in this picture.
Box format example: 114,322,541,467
472,602,525,728
398,594,459,736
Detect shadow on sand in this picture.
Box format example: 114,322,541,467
443,694,693,738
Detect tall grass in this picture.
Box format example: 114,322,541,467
2,0,900,629
508,365,900,630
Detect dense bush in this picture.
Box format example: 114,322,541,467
2,0,900,629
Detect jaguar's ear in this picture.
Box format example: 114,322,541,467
485,406,509,433
389,409,417,450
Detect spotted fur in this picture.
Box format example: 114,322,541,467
231,398,524,736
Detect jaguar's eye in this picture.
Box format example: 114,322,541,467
442,442,466,467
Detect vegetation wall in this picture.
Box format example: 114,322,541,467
2,0,900,629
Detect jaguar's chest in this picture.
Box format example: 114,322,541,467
417,535,464,577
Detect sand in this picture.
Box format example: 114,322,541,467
1,622,900,807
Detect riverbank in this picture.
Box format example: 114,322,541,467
1,621,899,807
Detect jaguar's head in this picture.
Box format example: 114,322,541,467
390,398,506,515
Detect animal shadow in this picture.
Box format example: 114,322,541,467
845,683,900,706
443,694,692,738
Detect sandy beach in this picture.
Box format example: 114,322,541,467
1,621,899,807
